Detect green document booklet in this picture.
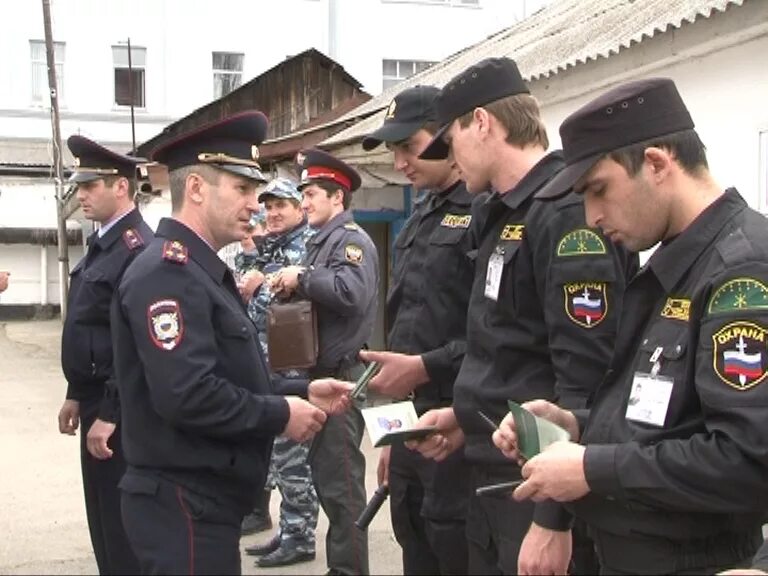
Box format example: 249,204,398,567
507,400,571,460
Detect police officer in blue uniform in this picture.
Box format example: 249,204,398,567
359,85,474,575
57,135,151,575
273,149,379,575
111,112,353,575
495,77,768,574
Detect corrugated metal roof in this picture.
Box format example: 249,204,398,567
322,0,745,147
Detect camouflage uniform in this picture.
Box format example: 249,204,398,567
235,218,319,553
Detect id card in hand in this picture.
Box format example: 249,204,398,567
507,400,571,460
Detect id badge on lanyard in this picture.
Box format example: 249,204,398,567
485,246,505,301
625,346,673,427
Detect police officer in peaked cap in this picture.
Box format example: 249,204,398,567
58,135,152,575
272,148,379,575
111,111,353,574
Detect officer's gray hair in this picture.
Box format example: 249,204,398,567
168,164,221,212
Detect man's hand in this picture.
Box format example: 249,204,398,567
359,350,429,399
308,378,353,414
0,271,9,293
283,397,327,443
377,446,391,487
272,266,304,296
514,442,589,503
493,400,580,465
58,399,80,435
405,407,464,462
518,522,572,575
86,419,116,460
238,270,265,303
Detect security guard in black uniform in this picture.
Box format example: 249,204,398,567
273,148,379,576
111,112,353,575
495,78,768,574
412,58,636,575
57,135,151,575
358,85,474,575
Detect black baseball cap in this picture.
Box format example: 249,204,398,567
419,57,530,160
362,85,440,151
535,78,695,200
152,111,269,183
67,135,143,184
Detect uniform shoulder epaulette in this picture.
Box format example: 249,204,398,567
122,228,144,250
162,240,188,265
343,222,359,231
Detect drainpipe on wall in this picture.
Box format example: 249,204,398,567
328,0,338,60
40,245,48,306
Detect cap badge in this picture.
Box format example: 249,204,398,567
73,157,81,167
295,152,306,166
385,99,397,120
251,145,260,161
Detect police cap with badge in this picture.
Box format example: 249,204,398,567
296,148,361,193
67,135,143,184
362,85,440,151
151,110,269,183
419,57,530,160
535,77,695,200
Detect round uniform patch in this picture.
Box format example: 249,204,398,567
147,299,184,351
345,244,363,264
563,282,607,328
712,321,768,390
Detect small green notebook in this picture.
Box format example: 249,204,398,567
507,400,571,460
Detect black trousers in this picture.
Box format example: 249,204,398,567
79,400,138,575
389,440,470,575
119,470,242,575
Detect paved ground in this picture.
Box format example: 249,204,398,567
0,319,402,575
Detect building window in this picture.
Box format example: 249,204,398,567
382,59,435,91
212,52,244,99
112,45,146,107
760,130,768,213
30,40,64,106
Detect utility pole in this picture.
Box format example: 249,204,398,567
42,0,69,320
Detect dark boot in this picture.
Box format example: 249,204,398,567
240,490,272,535
245,532,281,557
257,539,316,568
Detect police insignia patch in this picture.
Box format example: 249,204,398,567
345,244,363,264
712,321,768,390
661,297,691,321
564,283,607,328
500,224,524,241
162,240,188,264
557,229,607,257
147,299,184,351
708,278,768,314
122,228,144,250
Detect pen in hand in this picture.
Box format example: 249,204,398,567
478,410,499,433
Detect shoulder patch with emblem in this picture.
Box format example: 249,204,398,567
713,321,768,390
557,229,607,257
500,224,525,241
661,297,691,321
147,299,184,351
441,214,472,229
564,283,607,328
162,240,188,265
708,278,768,314
345,244,363,264
122,228,144,250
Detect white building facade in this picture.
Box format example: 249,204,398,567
0,0,550,309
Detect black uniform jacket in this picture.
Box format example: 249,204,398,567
297,210,379,373
574,189,768,541
387,181,477,412
112,218,290,512
454,151,634,463
61,208,153,421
